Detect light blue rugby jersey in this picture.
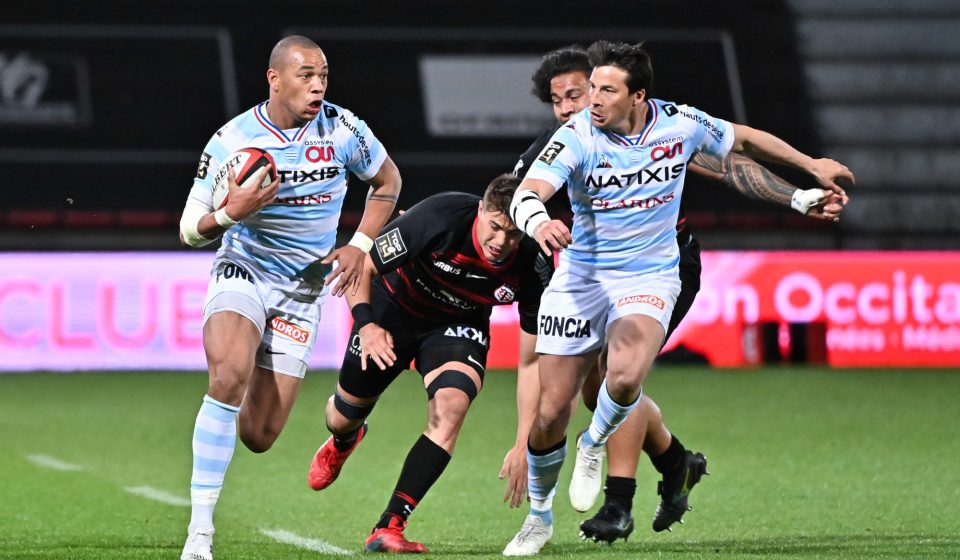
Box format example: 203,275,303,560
190,100,386,284
525,99,734,278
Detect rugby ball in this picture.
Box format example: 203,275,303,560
211,147,277,210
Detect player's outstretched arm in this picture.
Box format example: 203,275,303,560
179,167,279,247
500,330,539,508
730,124,855,197
345,255,396,371
691,152,848,222
323,155,402,297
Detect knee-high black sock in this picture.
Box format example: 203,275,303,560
650,435,686,475
376,434,451,528
603,476,637,512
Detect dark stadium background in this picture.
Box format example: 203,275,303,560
1,0,842,251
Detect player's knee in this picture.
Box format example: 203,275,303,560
238,427,278,453
426,370,479,407
538,397,574,432
206,361,252,405
328,391,375,430
237,414,281,453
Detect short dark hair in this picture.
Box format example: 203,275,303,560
482,174,522,218
531,45,591,103
269,35,321,70
587,40,653,94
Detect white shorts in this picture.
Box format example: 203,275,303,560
535,265,681,356
203,255,324,378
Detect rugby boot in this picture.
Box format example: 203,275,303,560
652,450,708,532
579,504,634,544
180,527,214,560
568,431,605,512
502,514,553,556
308,423,368,491
364,516,428,554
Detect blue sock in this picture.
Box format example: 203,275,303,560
188,395,239,530
584,380,641,448
526,442,566,524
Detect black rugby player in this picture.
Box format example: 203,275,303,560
307,174,552,553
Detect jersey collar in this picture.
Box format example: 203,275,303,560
253,101,312,143
602,99,658,146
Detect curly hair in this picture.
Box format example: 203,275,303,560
530,45,591,103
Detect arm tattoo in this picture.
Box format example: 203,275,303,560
723,152,797,206
691,152,725,175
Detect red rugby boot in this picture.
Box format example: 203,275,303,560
364,516,428,554
307,423,367,491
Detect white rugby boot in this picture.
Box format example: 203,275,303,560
181,527,214,560
503,515,553,556
568,432,605,512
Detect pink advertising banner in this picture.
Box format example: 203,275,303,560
1,252,958,371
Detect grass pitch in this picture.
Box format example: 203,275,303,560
1,366,958,559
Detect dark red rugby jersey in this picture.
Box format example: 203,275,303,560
370,192,553,334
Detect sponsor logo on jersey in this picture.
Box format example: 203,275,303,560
679,109,725,142
597,155,612,168
305,145,335,163
434,260,462,275
661,103,679,117
617,294,666,309
591,192,675,210
538,141,565,165
646,136,683,148
376,228,407,263
277,167,341,184
539,315,591,338
216,263,252,283
494,284,516,303
586,163,685,189
276,193,334,205
339,114,372,167
650,142,683,161
196,152,212,180
443,326,489,346
270,316,310,344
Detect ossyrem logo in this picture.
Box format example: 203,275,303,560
617,294,665,310
270,316,310,344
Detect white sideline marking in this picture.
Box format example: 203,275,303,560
124,486,190,507
260,528,354,556
26,454,83,471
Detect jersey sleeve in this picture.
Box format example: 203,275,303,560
341,112,388,182
517,248,554,334
514,124,561,179
522,123,584,192
369,197,457,275
188,132,231,208
678,104,735,160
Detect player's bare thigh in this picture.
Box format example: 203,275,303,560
203,310,261,405
604,314,665,402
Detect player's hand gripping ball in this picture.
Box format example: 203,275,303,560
211,147,277,210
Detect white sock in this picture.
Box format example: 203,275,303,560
584,380,640,447
188,395,239,530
